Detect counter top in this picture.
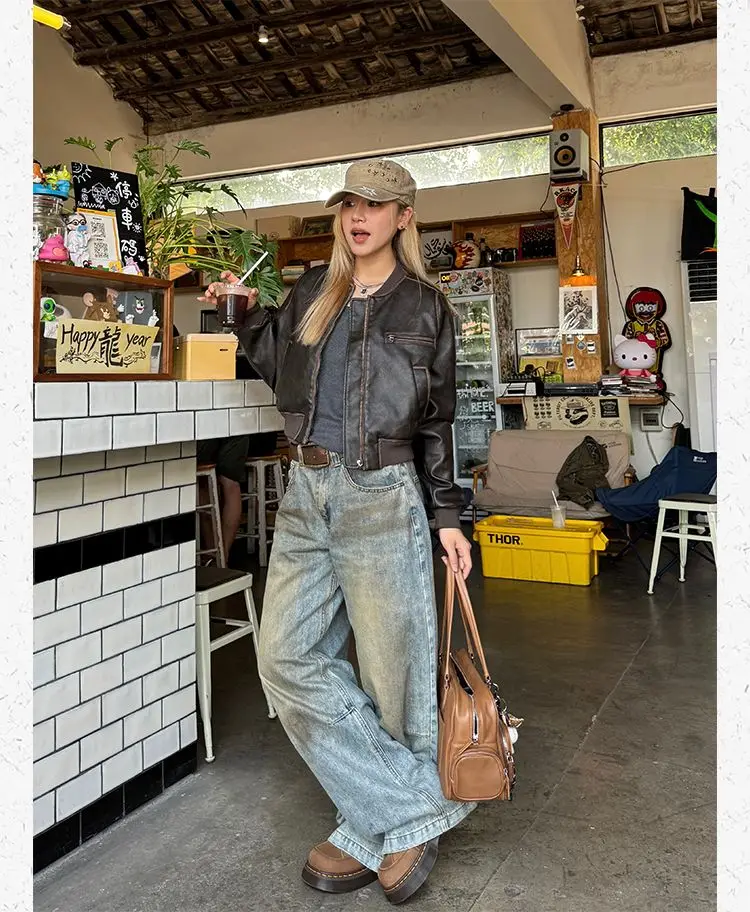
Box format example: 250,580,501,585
33,380,283,459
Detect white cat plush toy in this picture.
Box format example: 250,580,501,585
613,333,658,380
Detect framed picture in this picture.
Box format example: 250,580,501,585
77,209,121,271
300,215,334,236
559,285,598,335
419,228,453,270
515,327,562,358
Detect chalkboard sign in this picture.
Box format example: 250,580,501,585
71,162,149,275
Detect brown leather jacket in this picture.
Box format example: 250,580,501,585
238,261,463,529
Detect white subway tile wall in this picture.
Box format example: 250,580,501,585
89,382,135,417
62,417,112,455
136,381,177,414
112,414,156,450
33,380,277,458
31,384,278,834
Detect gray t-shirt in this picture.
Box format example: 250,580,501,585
309,298,366,453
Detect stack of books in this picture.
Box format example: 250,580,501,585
599,374,660,396
281,264,307,285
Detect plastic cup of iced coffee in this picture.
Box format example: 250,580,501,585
215,283,251,329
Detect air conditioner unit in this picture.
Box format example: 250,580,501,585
549,129,590,183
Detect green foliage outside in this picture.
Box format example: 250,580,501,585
186,112,715,215
602,112,717,168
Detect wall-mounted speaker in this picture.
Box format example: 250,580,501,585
549,129,590,183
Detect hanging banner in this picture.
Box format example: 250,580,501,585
552,183,581,250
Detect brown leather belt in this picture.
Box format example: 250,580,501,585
295,444,333,468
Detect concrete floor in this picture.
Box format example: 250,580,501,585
35,536,716,912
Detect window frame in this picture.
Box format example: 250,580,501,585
183,130,553,213
599,108,717,170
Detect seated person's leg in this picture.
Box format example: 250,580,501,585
215,435,250,560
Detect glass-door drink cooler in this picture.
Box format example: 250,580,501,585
438,268,514,488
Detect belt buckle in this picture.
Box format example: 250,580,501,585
297,445,330,468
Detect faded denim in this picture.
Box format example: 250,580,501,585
257,454,475,871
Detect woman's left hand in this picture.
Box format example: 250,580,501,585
439,528,472,579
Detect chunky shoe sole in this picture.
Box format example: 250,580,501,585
301,861,378,894
382,837,440,905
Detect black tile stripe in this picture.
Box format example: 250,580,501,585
33,511,196,584
34,743,198,874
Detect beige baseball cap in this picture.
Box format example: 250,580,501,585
325,159,417,209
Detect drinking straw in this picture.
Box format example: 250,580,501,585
236,250,270,286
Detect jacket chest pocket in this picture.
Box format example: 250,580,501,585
385,332,435,348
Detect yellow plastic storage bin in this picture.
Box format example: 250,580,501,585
173,333,238,380
473,515,608,586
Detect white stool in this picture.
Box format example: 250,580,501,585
196,464,225,568
647,493,717,594
238,456,286,567
195,566,276,762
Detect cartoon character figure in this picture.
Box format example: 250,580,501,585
622,287,671,372
122,256,142,276
33,160,45,184
65,212,91,268
82,290,120,323
40,296,72,338
37,234,69,263
613,333,659,380
117,291,155,326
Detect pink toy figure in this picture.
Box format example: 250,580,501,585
38,233,69,263
122,256,142,276
613,332,659,380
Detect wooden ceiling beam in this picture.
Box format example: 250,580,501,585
582,0,669,13
73,0,404,65
687,0,704,25
590,23,716,54
114,26,485,101
146,61,509,134
655,2,670,33
64,0,171,23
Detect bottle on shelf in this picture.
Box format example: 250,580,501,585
453,232,481,269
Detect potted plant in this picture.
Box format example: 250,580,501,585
63,136,283,307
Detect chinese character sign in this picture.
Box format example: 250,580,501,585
56,319,158,374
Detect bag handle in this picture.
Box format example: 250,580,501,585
439,568,492,687
453,570,492,685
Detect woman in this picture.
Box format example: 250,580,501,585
200,159,475,905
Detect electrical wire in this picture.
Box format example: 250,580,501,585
538,179,552,212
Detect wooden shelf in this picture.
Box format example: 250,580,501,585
499,257,557,269
277,233,333,271
497,395,664,407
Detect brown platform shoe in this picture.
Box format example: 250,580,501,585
378,837,440,904
301,841,378,894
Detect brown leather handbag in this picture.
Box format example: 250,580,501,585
437,568,522,802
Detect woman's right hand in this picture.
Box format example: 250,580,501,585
197,270,250,306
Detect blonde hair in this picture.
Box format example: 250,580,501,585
296,205,430,346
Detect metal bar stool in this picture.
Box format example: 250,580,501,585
195,566,276,763
196,463,225,568
647,493,717,594
238,456,286,567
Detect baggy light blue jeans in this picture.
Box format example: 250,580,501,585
257,454,475,871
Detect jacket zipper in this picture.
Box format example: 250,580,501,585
358,297,370,467
304,292,352,443
385,333,434,346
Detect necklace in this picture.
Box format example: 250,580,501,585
353,275,386,295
